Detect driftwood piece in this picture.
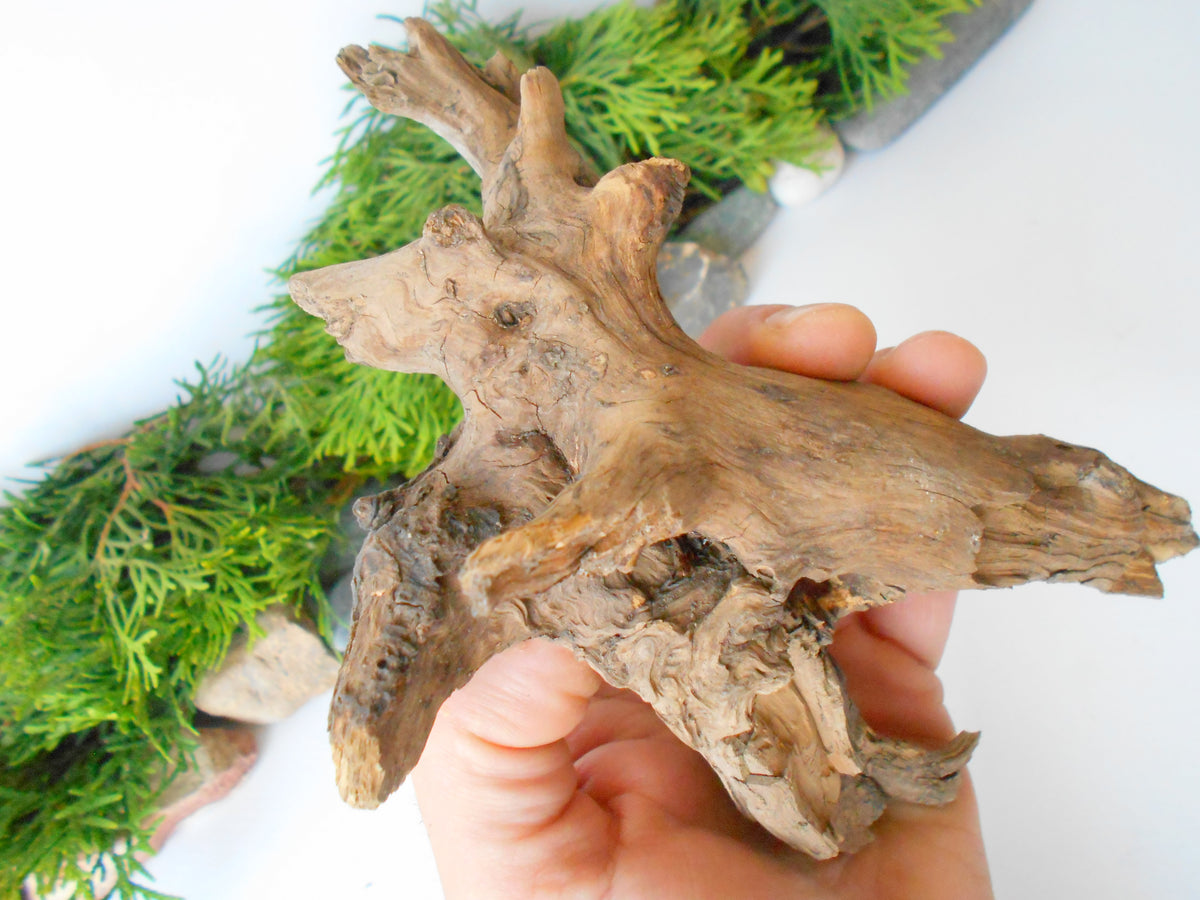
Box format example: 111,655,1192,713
288,19,1197,858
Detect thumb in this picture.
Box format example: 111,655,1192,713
412,637,603,840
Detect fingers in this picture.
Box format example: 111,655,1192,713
840,330,987,691
852,589,959,671
862,330,987,419
831,610,957,747
699,303,877,381
412,639,616,896
832,590,959,746
430,638,601,749
701,306,987,420
412,639,602,837
705,305,988,746
568,692,758,839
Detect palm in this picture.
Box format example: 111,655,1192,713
412,306,993,899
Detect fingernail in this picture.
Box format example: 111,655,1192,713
763,303,835,326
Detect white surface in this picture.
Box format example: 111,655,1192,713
3,1,1198,898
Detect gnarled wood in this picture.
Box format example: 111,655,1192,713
290,19,1197,857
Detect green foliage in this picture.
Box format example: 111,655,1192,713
1,0,977,895
2,725,180,900
531,0,825,195
742,0,980,114
422,0,533,71
0,364,337,896
264,112,477,478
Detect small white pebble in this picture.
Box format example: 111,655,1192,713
768,127,846,208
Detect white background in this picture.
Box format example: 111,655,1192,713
3,1,1198,897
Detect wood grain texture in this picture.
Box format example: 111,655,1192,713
289,19,1196,857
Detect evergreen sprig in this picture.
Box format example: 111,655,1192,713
264,115,478,479
1,363,339,896
816,0,979,112
1,1,977,895
742,0,980,114
534,0,826,196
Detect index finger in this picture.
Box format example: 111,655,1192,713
861,330,987,419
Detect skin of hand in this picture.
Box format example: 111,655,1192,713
411,303,994,900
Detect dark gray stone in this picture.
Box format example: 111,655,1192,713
319,477,407,584
834,0,1036,151
328,571,355,654
681,185,779,259
321,478,410,652
656,241,749,339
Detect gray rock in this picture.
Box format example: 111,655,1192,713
321,479,412,653
195,450,241,475
657,241,750,339
328,571,355,654
319,477,406,584
194,606,339,724
680,185,779,258
834,0,1036,151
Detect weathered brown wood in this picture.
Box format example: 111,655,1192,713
290,19,1197,858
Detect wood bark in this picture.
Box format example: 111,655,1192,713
288,19,1198,858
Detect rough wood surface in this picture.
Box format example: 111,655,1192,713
288,19,1197,858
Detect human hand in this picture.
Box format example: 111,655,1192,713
411,303,993,899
